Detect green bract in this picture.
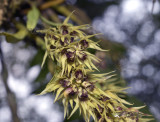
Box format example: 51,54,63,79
38,12,152,122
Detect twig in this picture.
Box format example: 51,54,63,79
0,41,21,122
40,0,64,10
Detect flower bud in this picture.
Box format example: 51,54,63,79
63,30,68,35
79,40,88,49
86,84,94,91
64,37,69,46
52,35,58,40
78,89,88,101
66,50,75,62
78,52,87,61
61,25,68,35
64,87,73,98
50,45,56,49
61,48,67,55
46,34,52,39
60,37,69,46
70,31,77,36
70,37,74,43
64,87,77,98
60,39,64,46
75,70,83,79
59,79,70,87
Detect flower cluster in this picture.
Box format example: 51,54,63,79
38,12,152,122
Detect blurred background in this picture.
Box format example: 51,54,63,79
0,0,160,122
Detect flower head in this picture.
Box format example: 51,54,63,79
39,12,153,122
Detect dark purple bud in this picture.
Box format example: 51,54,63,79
52,35,58,40
62,30,68,35
60,38,69,46
70,37,74,43
60,39,64,46
70,31,77,36
68,90,77,96
79,90,88,101
66,51,75,62
61,25,68,30
80,40,89,49
47,34,52,39
61,25,68,35
59,79,70,87
64,37,69,45
61,49,67,55
75,70,83,79
86,84,94,91
64,87,77,98
50,45,56,49
78,52,87,61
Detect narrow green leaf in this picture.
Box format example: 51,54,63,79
27,6,40,30
40,16,60,27
41,51,48,68
138,118,154,122
85,33,102,39
106,90,132,105
54,87,64,102
64,99,69,118
80,102,87,118
0,23,28,43
61,55,67,76
63,10,75,25
69,99,73,109
131,105,146,110
107,103,115,112
39,84,61,95
68,99,79,119
84,60,92,70
88,109,95,121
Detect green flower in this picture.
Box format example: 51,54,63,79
38,12,153,122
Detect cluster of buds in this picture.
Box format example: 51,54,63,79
38,12,152,122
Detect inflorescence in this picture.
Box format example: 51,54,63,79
38,12,152,122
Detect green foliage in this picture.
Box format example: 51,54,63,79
0,23,28,43
27,6,40,31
